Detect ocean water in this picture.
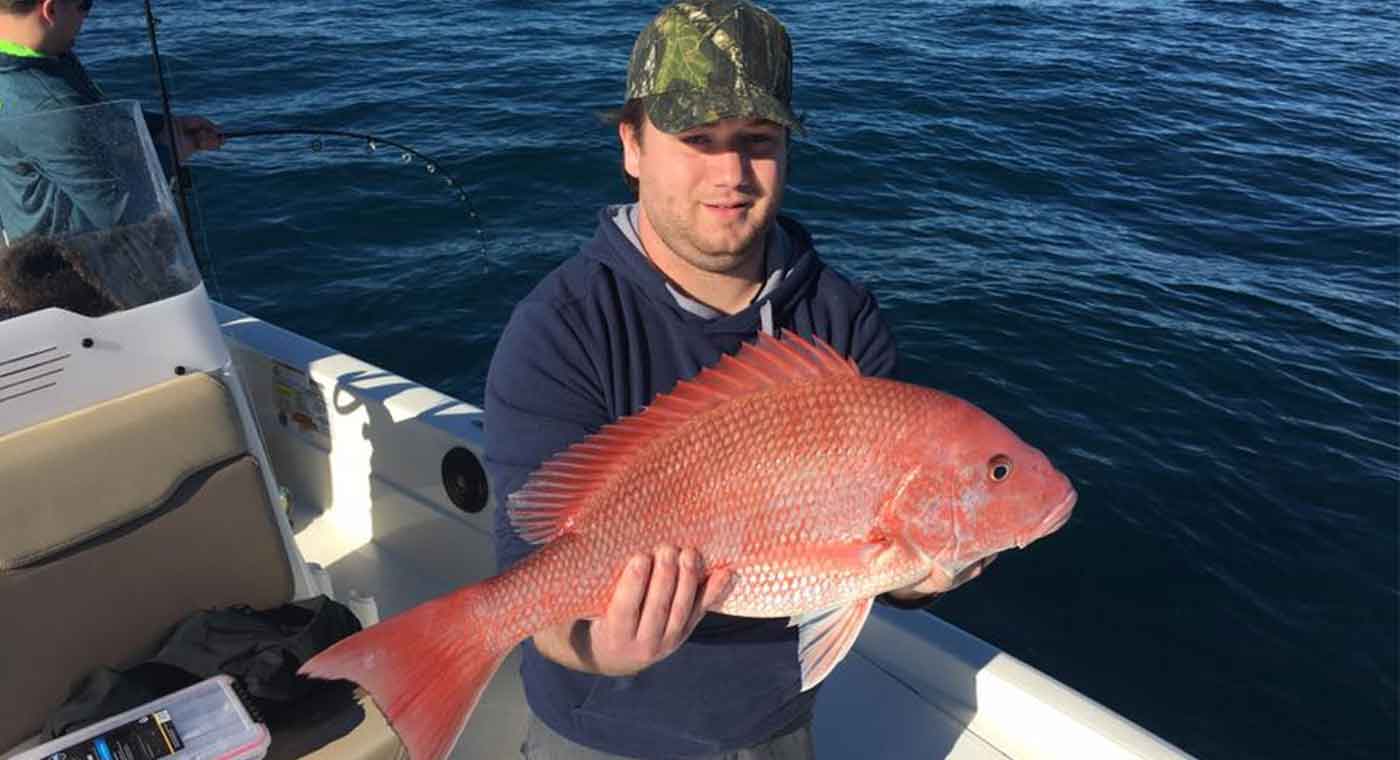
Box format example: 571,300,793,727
82,2,1397,758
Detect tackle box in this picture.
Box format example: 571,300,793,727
11,675,269,760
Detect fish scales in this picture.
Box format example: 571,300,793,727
488,374,939,633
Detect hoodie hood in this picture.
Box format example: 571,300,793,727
0,48,70,73
0,49,102,111
0,50,45,74
581,204,823,336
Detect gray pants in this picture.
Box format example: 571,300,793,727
521,712,815,760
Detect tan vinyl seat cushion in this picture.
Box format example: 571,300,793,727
0,373,246,570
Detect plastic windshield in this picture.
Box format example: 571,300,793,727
0,100,202,320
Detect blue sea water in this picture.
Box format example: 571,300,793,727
82,1,1397,758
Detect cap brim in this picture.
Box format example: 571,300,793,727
644,85,804,135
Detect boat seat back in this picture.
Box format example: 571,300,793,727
0,372,295,749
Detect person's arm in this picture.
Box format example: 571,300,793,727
0,100,133,235
849,288,897,380
164,115,224,160
485,304,729,675
143,112,224,176
485,305,610,571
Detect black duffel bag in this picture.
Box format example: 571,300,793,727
44,595,362,739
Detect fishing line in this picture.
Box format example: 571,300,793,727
222,128,489,258
142,3,488,282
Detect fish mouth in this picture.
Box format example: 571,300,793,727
1016,489,1077,548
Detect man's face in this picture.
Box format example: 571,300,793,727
622,114,787,275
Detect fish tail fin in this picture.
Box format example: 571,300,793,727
300,584,510,760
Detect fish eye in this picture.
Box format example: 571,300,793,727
988,455,1013,482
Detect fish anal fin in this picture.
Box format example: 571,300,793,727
509,332,860,545
793,597,875,692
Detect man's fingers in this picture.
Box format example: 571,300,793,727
193,128,222,151
684,567,734,634
176,116,223,152
700,567,733,609
604,553,651,640
957,555,997,584
663,548,702,643
937,554,998,592
636,545,680,646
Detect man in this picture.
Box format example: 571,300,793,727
0,0,222,241
485,3,992,758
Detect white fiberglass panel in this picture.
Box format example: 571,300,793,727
850,609,1195,759
0,284,230,437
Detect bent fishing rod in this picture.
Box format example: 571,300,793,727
141,3,487,270
220,127,487,241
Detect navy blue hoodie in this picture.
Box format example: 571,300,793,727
484,207,896,758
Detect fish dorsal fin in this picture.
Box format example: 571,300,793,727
792,597,875,691
508,331,861,544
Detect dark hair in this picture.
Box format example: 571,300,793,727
0,235,118,319
1,0,90,14
598,98,647,196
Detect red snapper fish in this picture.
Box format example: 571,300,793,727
301,331,1077,760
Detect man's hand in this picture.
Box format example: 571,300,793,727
166,115,224,160
533,545,733,677
884,554,999,604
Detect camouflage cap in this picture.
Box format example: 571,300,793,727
625,0,802,134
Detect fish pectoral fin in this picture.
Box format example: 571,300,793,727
792,597,875,692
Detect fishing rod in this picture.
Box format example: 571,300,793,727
221,128,487,247
141,0,203,270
